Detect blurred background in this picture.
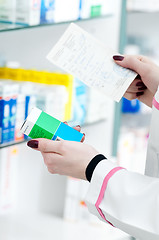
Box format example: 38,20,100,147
0,0,158,239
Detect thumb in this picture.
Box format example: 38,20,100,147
113,55,147,77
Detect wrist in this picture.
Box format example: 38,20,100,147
85,154,107,182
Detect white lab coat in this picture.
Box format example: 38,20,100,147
85,88,159,240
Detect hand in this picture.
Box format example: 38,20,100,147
27,138,99,180
113,55,159,107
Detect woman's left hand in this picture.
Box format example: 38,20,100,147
27,138,99,180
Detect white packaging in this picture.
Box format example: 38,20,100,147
15,82,36,141
0,82,13,144
127,0,159,12
15,93,25,141
79,0,113,19
102,0,114,15
0,0,16,24
79,0,92,19
36,84,68,121
9,83,19,142
15,0,41,26
117,127,148,174
64,177,90,222
85,88,113,124
0,146,18,214
53,0,80,23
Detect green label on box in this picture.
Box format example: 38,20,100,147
36,112,61,135
29,124,54,139
91,5,102,17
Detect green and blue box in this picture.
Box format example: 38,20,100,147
20,107,83,142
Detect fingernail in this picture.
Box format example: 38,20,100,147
136,82,144,86
83,133,85,136
76,125,81,128
136,82,146,87
63,121,67,124
27,140,39,148
136,92,144,97
113,55,124,61
138,86,147,90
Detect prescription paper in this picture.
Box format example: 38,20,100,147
47,23,137,102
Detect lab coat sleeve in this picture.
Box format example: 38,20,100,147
145,87,159,177
85,89,159,240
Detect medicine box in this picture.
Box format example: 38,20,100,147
40,0,55,24
0,0,16,24
21,107,83,142
15,0,41,26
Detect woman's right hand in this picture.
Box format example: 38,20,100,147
113,55,159,107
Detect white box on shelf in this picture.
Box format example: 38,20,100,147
0,0,16,24
0,146,18,214
40,0,55,24
15,0,41,26
79,0,114,19
53,0,80,23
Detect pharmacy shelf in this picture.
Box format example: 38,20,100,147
0,140,27,149
0,119,107,149
121,113,152,129
0,213,130,240
0,14,113,33
127,10,159,13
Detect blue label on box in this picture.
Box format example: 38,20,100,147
69,78,88,127
40,0,55,23
54,122,83,142
122,98,140,113
0,99,11,144
10,97,17,142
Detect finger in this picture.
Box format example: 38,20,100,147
27,138,63,154
72,125,85,142
125,87,144,93
63,121,68,125
113,55,150,77
123,92,139,100
137,89,153,107
126,79,146,93
81,133,85,143
73,125,81,132
127,86,147,93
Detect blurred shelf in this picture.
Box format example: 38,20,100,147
0,140,27,149
127,10,159,14
0,119,108,149
0,14,113,33
0,120,108,149
0,213,130,240
121,112,152,129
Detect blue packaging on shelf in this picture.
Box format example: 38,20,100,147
24,94,36,140
9,97,17,142
69,78,88,127
122,98,140,113
0,97,11,144
0,83,13,144
9,83,19,142
40,0,55,24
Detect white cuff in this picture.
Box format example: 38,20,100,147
85,160,124,225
